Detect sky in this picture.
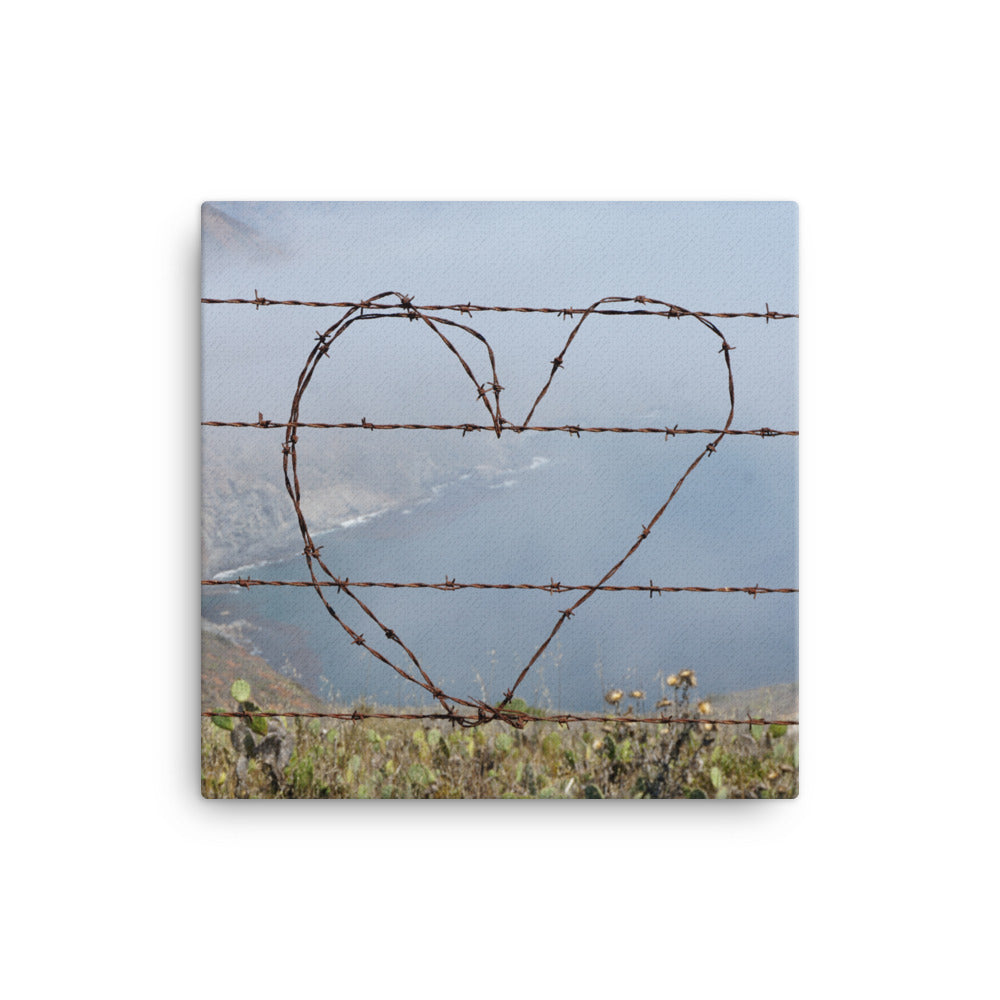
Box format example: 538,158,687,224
202,201,798,708
203,201,796,416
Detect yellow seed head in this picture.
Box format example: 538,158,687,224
605,688,624,705
629,690,645,700
698,700,712,715
666,675,679,687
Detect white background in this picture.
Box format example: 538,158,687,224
5,3,995,996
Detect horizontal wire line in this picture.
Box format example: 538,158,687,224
201,709,798,727
202,579,796,595
202,420,797,437
201,295,797,321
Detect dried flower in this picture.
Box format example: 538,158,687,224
656,698,673,709
629,690,645,700
605,689,624,705
698,700,712,715
666,674,679,687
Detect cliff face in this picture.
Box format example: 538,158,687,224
201,429,503,576
202,432,408,576
201,469,302,577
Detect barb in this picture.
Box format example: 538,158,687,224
202,295,797,321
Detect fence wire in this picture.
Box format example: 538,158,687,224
203,578,797,596
203,709,798,730
203,419,797,438
202,292,797,322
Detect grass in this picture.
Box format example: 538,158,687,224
201,704,798,799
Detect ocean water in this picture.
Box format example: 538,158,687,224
202,433,798,711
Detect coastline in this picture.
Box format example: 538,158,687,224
205,454,553,581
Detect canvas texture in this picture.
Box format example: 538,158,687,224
201,201,799,799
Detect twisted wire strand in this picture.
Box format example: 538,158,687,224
203,419,797,437
202,293,797,322
202,709,798,728
203,578,796,596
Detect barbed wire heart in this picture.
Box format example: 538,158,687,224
282,292,736,727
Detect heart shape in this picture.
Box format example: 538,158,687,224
283,293,735,726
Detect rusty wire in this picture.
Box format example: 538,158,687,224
204,291,798,729
201,708,798,729
203,578,797,596
203,418,796,438
202,292,797,322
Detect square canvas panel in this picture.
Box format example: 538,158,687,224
201,201,798,798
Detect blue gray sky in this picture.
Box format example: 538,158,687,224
203,201,796,418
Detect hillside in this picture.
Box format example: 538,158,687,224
201,625,332,715
709,682,798,721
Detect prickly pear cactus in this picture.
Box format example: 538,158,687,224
230,679,251,703
217,679,295,796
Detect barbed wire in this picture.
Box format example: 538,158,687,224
204,291,798,728
202,291,797,322
203,418,797,438
203,578,797,596
201,709,798,729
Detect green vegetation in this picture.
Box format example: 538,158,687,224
202,678,798,799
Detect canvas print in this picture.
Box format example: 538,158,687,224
201,201,798,798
